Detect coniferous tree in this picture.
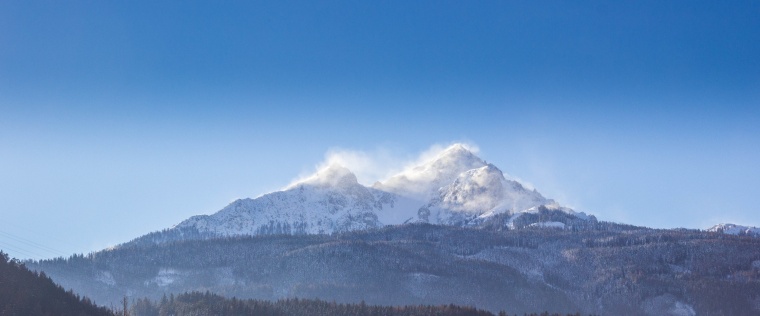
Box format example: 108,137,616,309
0,251,113,316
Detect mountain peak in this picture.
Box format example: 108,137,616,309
375,144,486,200
429,144,483,168
413,144,485,177
437,143,477,159
290,164,359,189
443,143,468,152
431,162,548,220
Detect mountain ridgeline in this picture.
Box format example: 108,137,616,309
26,144,760,315
127,144,589,247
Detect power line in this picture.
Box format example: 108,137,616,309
0,229,72,260
0,230,68,258
0,240,49,260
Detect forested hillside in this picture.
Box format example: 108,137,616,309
0,251,113,316
29,223,760,315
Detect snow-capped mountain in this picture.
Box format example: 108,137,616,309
149,143,584,242
373,144,487,200
708,223,760,236
174,164,415,236
422,164,551,225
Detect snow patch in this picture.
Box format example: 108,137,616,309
529,221,566,229
146,268,183,287
642,294,695,316
670,302,696,316
708,223,760,236
95,271,115,286
406,272,439,298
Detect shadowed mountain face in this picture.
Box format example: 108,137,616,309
29,222,760,315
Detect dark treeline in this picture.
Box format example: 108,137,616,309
0,251,113,316
128,291,585,316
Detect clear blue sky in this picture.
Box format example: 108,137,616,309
1,1,758,259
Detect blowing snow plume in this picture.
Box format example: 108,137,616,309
287,142,481,189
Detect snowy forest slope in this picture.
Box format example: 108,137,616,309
29,223,760,315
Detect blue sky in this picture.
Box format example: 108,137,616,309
1,1,759,259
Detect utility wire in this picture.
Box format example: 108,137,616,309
0,240,49,260
0,229,72,260
0,230,68,258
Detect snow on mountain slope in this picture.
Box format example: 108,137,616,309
160,143,585,240
504,202,590,229
707,223,760,236
175,164,418,236
421,164,552,225
374,144,486,200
